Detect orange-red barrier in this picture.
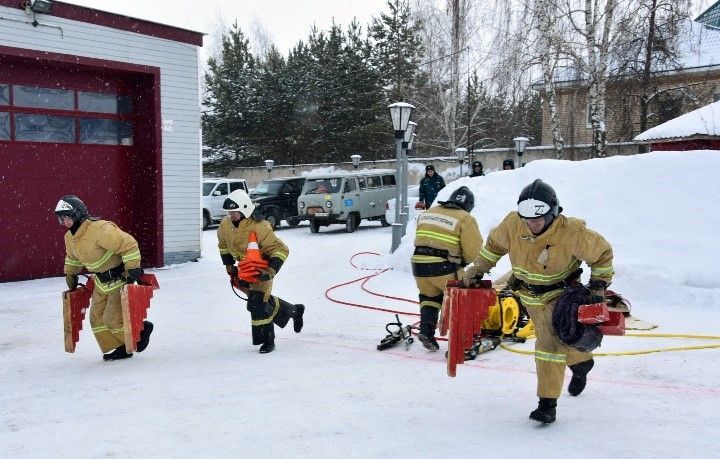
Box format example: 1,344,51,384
237,231,269,283
440,280,497,377
62,277,95,353
121,273,159,352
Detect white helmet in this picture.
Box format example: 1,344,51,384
223,189,256,218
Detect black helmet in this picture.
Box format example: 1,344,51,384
472,161,482,169
439,186,474,212
54,195,89,223
502,159,514,169
517,179,561,219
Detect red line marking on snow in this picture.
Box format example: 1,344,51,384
220,329,720,397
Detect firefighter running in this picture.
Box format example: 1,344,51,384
55,195,153,361
218,189,305,354
461,179,613,424
411,186,483,351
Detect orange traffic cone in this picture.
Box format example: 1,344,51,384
237,231,269,283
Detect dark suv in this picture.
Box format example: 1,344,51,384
249,177,306,229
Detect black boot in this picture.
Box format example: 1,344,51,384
103,345,133,361
417,333,440,351
418,306,440,351
136,321,153,353
259,339,275,354
568,359,594,396
293,304,305,333
529,398,557,424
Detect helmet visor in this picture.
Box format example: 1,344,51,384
518,198,551,218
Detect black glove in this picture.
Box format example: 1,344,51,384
226,265,238,278
65,274,78,290
586,279,608,303
258,267,277,282
124,268,143,284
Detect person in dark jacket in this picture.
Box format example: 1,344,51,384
418,165,446,208
469,161,484,177
503,159,515,170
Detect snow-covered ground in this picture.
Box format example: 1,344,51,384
3,151,720,458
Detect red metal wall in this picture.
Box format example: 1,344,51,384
0,48,162,282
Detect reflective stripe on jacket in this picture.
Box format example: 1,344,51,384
412,206,483,272
63,220,141,277
473,212,613,303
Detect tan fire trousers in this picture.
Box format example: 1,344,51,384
525,297,593,399
90,288,126,353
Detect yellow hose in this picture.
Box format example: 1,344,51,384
500,332,720,357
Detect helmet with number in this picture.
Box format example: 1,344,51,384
54,195,89,223
517,179,561,219
223,189,256,218
438,186,474,212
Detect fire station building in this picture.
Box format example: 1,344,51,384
0,0,204,282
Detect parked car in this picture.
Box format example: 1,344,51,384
249,176,306,229
384,186,421,225
202,178,248,229
297,170,396,233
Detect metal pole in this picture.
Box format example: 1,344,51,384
391,134,404,253
400,144,409,236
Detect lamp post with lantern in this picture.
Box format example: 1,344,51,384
513,137,529,167
264,159,274,179
351,154,361,170
455,147,467,176
388,101,414,253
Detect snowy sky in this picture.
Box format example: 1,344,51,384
60,0,391,56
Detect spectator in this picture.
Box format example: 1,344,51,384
418,164,446,208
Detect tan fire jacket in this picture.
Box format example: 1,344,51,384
217,217,289,264
472,212,614,307
63,219,141,292
412,205,483,267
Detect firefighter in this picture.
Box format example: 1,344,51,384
218,189,305,354
469,161,484,177
55,195,153,361
461,179,613,423
411,186,483,351
418,164,446,208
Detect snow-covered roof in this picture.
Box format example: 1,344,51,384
634,100,720,141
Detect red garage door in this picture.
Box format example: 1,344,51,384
0,48,162,282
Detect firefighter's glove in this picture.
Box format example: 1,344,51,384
460,267,483,287
65,274,79,291
586,279,608,303
123,268,143,285
258,267,277,282
226,264,238,278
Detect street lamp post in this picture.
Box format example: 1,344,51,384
351,154,361,170
513,137,529,168
388,101,414,253
400,121,416,233
455,147,467,176
264,159,274,179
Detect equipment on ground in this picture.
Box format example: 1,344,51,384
377,314,415,351
120,273,159,352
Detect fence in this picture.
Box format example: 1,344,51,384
219,142,642,188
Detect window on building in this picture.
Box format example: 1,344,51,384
79,118,133,145
78,91,132,114
15,114,74,143
0,85,8,106
0,112,9,140
13,85,73,110
586,103,593,128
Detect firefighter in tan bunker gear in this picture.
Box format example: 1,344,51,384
462,179,613,424
411,186,483,351
56,195,153,361
218,189,305,354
